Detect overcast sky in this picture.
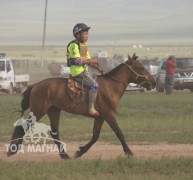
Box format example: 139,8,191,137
0,0,193,45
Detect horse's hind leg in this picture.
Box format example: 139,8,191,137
47,106,70,159
7,114,43,157
7,126,25,157
75,117,104,158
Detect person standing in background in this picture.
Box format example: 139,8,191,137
165,55,176,95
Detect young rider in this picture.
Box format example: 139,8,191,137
67,23,99,117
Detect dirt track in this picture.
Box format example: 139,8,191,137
1,141,193,162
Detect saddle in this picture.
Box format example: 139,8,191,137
67,78,83,94
66,75,97,112
67,73,97,94
66,77,88,111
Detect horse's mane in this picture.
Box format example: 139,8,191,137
99,63,124,78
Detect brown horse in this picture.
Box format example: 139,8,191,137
8,54,156,159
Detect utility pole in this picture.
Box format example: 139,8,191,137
41,0,48,68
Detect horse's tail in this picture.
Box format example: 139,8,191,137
21,85,33,117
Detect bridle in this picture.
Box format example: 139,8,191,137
123,62,148,86
98,62,149,87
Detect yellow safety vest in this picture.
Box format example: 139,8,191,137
67,41,91,77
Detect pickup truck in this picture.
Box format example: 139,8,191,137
156,57,193,92
0,53,29,93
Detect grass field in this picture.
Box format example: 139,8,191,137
1,157,193,180
1,92,193,144
1,92,193,179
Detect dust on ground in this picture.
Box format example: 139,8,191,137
1,141,193,162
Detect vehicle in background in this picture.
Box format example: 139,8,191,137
48,63,70,77
139,59,159,78
156,57,193,92
97,51,108,59
60,65,70,77
92,50,109,72
156,59,166,92
0,53,29,93
110,54,125,71
48,62,62,76
126,83,145,92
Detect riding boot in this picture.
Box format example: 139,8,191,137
88,90,100,117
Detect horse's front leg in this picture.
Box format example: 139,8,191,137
106,113,133,156
47,106,70,159
75,117,104,158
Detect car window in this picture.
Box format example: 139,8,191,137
176,58,193,68
161,61,166,70
0,61,5,71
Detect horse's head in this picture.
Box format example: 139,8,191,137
124,54,156,90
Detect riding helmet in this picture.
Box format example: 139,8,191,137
73,23,91,37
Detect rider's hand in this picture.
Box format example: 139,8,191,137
89,59,98,64
82,59,98,65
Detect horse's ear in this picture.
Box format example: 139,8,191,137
127,54,133,65
132,53,138,60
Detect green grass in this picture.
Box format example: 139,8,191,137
1,92,193,144
1,157,193,180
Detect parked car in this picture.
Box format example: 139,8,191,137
48,63,70,77
156,59,167,92
139,59,159,78
126,83,145,92
156,57,193,92
48,63,62,76
60,65,70,77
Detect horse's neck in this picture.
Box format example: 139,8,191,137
98,64,131,98
107,64,131,85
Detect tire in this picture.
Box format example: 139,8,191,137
156,79,164,92
156,83,164,92
8,83,14,94
140,88,145,92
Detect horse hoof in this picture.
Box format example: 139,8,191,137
7,149,18,157
127,151,134,156
74,150,81,158
60,153,70,160
7,151,13,157
74,146,84,158
7,144,20,157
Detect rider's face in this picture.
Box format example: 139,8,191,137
77,31,88,43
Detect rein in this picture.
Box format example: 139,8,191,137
123,63,147,79
97,64,128,86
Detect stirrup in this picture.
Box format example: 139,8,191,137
91,111,100,117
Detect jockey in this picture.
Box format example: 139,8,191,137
67,23,100,117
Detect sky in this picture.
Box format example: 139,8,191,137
0,0,193,46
